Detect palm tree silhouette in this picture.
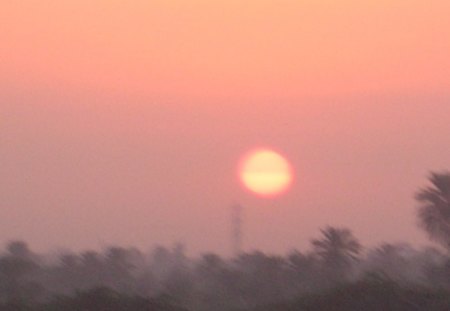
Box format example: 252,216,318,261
416,172,450,250
311,226,361,272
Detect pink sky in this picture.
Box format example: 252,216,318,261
1,1,450,255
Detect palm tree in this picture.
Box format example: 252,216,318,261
311,226,362,271
416,172,450,250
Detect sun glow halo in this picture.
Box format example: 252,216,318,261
239,149,293,197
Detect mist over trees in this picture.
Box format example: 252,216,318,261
2,172,450,310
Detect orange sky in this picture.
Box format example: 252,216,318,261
2,1,450,97
1,1,450,254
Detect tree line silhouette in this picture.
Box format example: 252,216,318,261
1,171,450,310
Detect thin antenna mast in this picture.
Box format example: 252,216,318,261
231,203,243,257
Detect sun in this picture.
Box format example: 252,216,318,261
239,148,293,197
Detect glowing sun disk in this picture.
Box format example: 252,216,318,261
239,149,293,196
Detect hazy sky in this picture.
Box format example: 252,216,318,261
1,1,450,255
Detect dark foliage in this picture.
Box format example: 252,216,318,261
416,171,450,249
0,287,188,311
251,277,450,311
